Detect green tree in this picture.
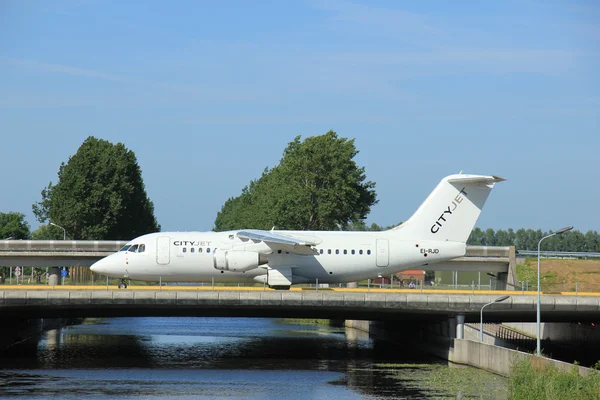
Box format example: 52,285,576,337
0,212,30,283
215,131,377,231
344,221,400,231
467,227,486,245
31,224,65,240
584,231,600,252
0,212,30,239
32,136,160,240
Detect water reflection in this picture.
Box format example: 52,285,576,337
0,318,506,399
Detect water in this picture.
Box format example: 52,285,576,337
0,318,507,399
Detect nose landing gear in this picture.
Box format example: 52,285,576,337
119,279,128,289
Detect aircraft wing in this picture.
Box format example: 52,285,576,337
236,229,321,255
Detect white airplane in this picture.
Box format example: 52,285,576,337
90,174,504,289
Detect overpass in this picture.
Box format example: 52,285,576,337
1,288,598,323
0,240,128,267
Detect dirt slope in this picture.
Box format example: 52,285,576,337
517,258,600,292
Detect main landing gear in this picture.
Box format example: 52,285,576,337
119,279,128,289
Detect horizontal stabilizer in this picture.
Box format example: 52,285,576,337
446,175,505,185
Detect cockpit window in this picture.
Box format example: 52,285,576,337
120,245,132,252
138,244,145,253
128,244,139,253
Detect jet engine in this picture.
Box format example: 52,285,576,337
213,250,268,272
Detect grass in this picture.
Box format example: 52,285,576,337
508,357,600,400
377,362,507,398
516,259,565,290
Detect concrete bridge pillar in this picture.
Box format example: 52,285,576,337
456,314,465,339
448,317,457,339
48,267,60,286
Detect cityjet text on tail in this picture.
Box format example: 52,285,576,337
90,174,504,289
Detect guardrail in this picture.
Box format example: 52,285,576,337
465,246,511,258
517,250,600,259
0,240,128,252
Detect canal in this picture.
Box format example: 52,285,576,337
0,318,507,399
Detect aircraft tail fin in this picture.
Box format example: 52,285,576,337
390,174,504,243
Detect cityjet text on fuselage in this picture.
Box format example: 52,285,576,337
173,240,212,247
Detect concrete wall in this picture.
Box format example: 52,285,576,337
506,322,600,343
345,319,370,331
347,319,593,378
449,339,593,377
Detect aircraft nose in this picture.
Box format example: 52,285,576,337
90,257,108,274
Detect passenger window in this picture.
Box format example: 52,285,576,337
319,249,323,254
199,248,203,253
328,249,331,254
343,250,347,255
207,248,211,253
183,247,187,253
191,248,195,253
367,250,371,255
138,244,145,253
128,244,139,253
351,250,355,255
359,250,363,255
335,249,339,255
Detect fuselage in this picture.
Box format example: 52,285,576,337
90,230,466,284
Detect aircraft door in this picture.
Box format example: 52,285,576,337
376,239,389,267
156,236,170,265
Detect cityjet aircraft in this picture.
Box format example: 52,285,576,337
91,174,504,289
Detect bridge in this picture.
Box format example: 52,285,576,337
1,288,598,323
0,240,128,267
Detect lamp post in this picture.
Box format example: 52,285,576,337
49,222,66,240
537,226,573,356
480,295,510,342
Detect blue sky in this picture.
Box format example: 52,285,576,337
1,0,598,235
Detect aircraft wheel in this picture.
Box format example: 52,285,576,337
119,281,128,289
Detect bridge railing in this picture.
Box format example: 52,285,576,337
517,250,600,259
464,246,511,258
0,240,129,252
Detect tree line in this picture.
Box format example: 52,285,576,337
467,227,599,252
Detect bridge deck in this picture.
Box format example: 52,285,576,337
1,288,598,323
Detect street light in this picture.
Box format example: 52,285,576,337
537,226,573,356
480,295,510,342
49,222,67,240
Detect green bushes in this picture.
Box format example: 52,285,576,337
508,357,600,399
